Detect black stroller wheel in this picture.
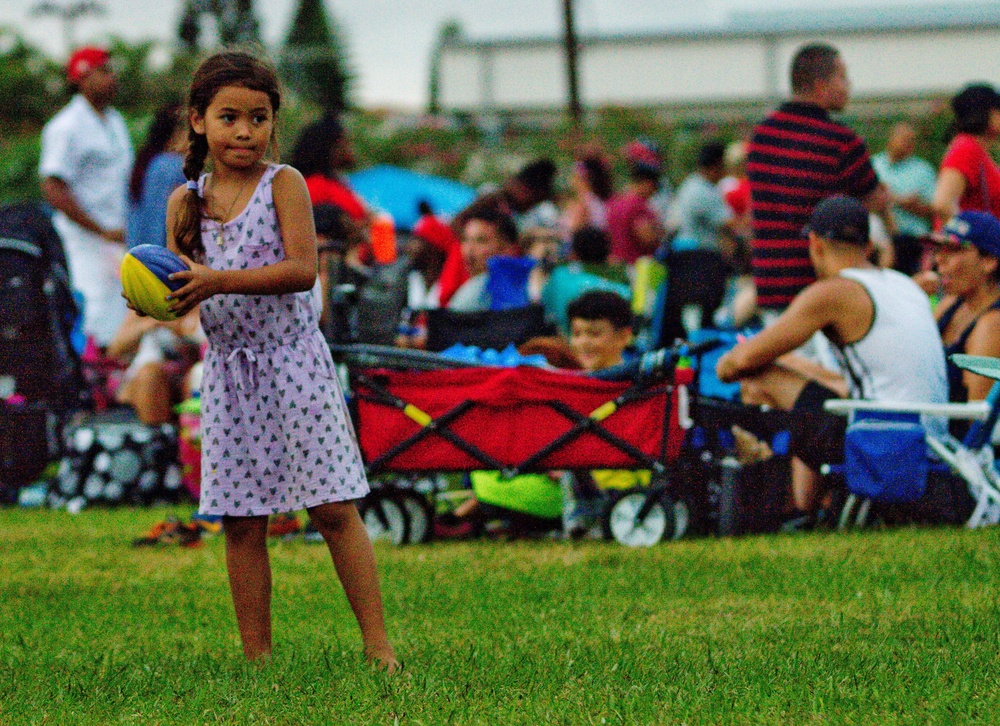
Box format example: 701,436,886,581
397,489,434,544
360,491,409,546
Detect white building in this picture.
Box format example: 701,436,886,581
437,3,1000,119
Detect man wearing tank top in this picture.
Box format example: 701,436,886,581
716,195,947,527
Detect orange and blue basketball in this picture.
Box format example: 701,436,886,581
120,244,189,321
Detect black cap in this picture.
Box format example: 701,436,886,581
804,195,869,246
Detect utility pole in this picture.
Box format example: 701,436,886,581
31,0,106,56
562,0,582,126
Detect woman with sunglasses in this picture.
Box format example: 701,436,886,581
927,210,1000,404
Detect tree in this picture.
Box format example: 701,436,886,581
428,19,462,115
105,37,185,116
177,0,200,52
216,0,260,47
175,0,261,52
280,0,353,111
0,29,63,132
31,0,106,56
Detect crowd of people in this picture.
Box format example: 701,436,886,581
35,42,1000,536
24,32,1000,666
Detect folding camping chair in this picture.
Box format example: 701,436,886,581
823,356,1000,529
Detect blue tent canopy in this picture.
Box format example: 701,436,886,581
347,164,476,232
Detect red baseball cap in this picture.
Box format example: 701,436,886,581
66,46,110,83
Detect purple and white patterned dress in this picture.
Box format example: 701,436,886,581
196,163,368,516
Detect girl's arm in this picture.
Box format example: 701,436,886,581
166,168,318,315
165,183,186,256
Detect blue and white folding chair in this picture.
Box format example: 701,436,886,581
823,368,1000,529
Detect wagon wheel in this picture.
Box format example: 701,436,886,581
397,489,434,544
360,491,409,546
603,488,689,547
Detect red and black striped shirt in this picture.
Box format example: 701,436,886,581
747,101,878,308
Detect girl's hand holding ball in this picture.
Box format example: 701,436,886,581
167,254,223,316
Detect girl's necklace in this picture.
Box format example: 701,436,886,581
209,174,254,248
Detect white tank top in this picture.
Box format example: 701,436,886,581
828,268,947,408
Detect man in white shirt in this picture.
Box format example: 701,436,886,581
716,195,947,524
40,46,133,347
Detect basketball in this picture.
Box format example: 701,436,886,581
120,244,189,321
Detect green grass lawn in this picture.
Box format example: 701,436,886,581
3,507,1000,725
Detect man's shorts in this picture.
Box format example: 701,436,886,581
789,381,847,471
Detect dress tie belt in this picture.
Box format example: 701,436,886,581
226,347,258,393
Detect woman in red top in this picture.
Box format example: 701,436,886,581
291,113,372,227
933,84,1000,222
291,114,375,338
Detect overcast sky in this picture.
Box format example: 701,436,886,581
0,0,988,108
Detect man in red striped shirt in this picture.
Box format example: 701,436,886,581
748,43,893,311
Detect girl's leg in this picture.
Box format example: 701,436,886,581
223,515,272,660
307,501,398,670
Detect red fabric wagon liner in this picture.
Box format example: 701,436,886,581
354,365,692,472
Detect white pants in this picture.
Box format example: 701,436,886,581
55,218,127,347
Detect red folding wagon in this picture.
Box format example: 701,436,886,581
332,344,708,546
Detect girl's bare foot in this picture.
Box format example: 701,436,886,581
365,643,401,674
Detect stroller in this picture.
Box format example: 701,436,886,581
331,338,720,546
0,202,86,500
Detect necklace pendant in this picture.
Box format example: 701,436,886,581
216,225,225,248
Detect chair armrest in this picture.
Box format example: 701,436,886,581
823,398,990,420
951,354,1000,381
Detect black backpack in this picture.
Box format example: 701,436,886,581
0,201,86,409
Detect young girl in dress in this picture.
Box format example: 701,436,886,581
163,50,397,669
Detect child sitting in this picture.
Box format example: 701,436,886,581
563,291,652,534
566,289,633,372
106,307,203,425
451,290,643,538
